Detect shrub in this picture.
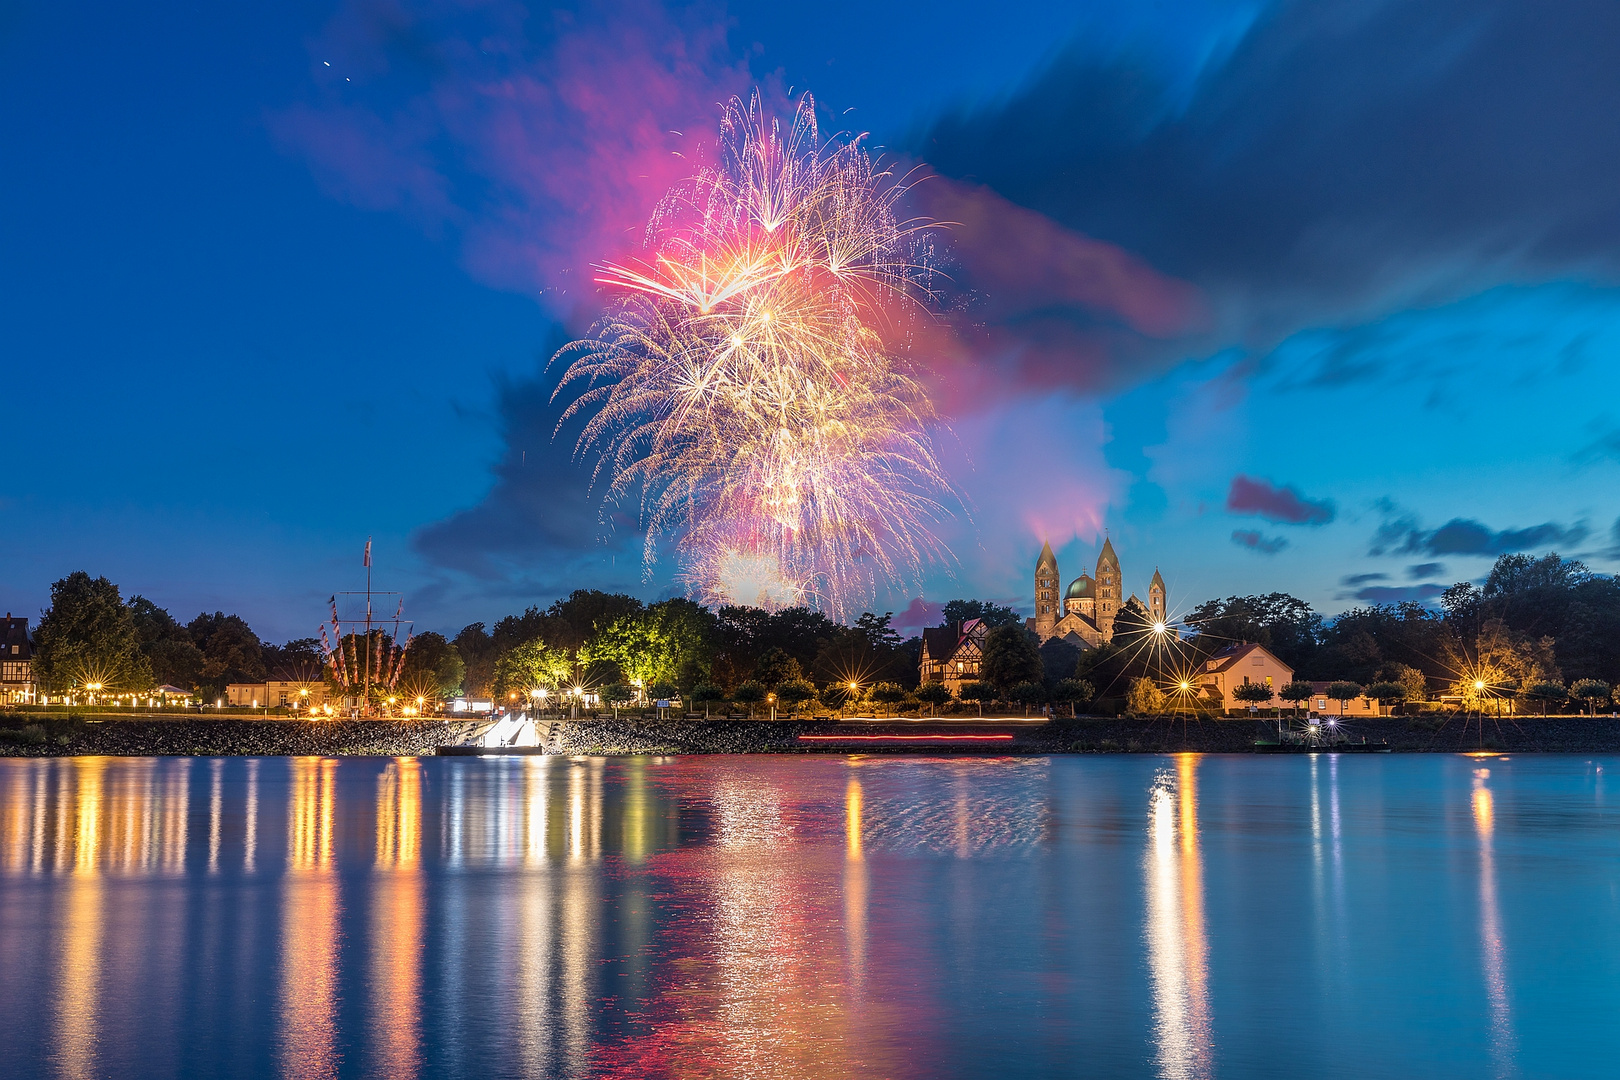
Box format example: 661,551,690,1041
775,679,817,715
731,681,766,717
689,683,725,718
870,682,907,717
1232,683,1275,713
1053,678,1095,718
1571,679,1612,717
0,724,48,746
1011,681,1047,714
1365,681,1408,716
1325,681,1364,715
1127,677,1167,717
1523,682,1566,717
959,681,993,716
914,681,952,715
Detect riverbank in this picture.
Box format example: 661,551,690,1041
1,713,1616,756
0,717,487,757
547,715,1620,755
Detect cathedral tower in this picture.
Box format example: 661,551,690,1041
1095,537,1120,641
1035,540,1059,640
1149,568,1166,625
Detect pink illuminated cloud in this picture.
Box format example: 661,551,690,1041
270,1,751,307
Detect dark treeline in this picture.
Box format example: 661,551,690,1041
21,552,1620,713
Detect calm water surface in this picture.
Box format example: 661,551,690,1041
1,753,1616,1078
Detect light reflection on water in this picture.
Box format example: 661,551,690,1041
0,753,1618,1078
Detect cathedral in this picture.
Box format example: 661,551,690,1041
1029,539,1166,648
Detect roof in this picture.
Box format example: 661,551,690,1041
1202,641,1293,678
1150,567,1165,589
1097,537,1118,567
1,615,32,660
1037,540,1058,570
1064,573,1095,600
920,618,985,665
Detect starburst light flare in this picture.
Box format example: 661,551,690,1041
553,91,954,618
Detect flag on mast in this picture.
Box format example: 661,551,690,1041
364,538,372,567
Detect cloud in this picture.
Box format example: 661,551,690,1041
890,597,944,634
1225,475,1334,525
1370,514,1589,557
410,351,648,590
920,0,1620,364
906,176,1211,401
1351,584,1449,604
269,0,750,306
1341,572,1388,586
1231,529,1287,555
1407,562,1444,579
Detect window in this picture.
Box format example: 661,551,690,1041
1265,676,1273,687
8,645,16,655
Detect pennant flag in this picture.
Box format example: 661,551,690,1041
364,538,372,567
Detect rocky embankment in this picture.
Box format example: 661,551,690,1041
0,716,488,757
549,714,1620,755
4,713,1619,757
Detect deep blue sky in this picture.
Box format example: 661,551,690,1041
5,0,1619,642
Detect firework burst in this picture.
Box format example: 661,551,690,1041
553,91,954,617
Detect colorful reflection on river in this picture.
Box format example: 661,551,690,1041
0,754,1618,1078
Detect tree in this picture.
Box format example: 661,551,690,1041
1365,681,1408,717
188,612,266,693
1571,679,1612,717
545,590,646,650
1232,682,1275,714
1524,682,1566,717
1185,593,1323,673
581,600,714,691
454,623,498,698
34,572,152,695
940,599,1023,629
914,681,952,716
870,681,907,718
776,679,817,717
598,683,633,718
981,624,1042,692
397,632,465,698
128,596,203,690
751,647,803,689
492,639,573,700
1127,677,1167,717
690,683,725,718
1279,680,1315,717
731,680,766,718
1053,678,1095,718
959,681,993,717
1325,681,1364,716
1011,681,1047,715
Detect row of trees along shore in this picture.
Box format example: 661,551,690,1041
19,553,1620,716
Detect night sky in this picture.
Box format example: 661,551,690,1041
6,0,1620,641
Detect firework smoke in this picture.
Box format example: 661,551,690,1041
553,92,954,617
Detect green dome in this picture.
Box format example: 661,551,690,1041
1065,574,1095,601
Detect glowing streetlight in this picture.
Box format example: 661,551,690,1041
1153,621,1167,635
1474,680,1486,691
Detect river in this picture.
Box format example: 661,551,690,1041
0,753,1615,1078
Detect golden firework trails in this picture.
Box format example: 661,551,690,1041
553,92,954,617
